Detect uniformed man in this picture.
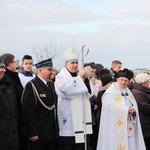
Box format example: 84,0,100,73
22,58,59,150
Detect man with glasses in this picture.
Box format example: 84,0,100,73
1,53,25,150
97,68,146,150
0,57,19,149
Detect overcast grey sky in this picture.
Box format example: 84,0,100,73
0,0,150,70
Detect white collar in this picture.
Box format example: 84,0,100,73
37,75,47,85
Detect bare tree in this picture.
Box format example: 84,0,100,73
32,41,63,62
16,59,20,68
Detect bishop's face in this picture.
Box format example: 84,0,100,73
117,77,129,89
65,60,78,73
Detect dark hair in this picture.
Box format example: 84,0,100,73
100,73,113,86
84,62,95,67
128,69,134,80
1,53,15,67
95,68,110,79
22,55,33,62
92,63,104,70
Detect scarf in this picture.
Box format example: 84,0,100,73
19,66,34,77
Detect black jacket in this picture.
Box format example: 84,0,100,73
4,68,23,108
0,76,19,150
22,76,59,140
132,82,150,137
4,68,25,150
96,88,106,129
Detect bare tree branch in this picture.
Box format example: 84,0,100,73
32,41,63,62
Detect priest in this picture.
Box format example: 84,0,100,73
96,68,146,150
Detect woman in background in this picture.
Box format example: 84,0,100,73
132,73,150,150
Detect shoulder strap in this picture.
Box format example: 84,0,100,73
30,82,55,111
21,81,37,106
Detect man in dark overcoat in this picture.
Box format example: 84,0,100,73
1,53,25,150
0,57,19,150
22,58,59,150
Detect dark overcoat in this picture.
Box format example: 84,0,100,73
0,76,19,150
22,75,59,140
4,68,25,150
132,82,150,137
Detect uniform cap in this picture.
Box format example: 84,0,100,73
35,58,53,69
0,57,5,67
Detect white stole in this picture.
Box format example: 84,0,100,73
114,82,138,149
61,68,92,143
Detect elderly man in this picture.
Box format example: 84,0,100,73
0,57,19,150
22,58,59,150
55,45,94,150
97,68,146,150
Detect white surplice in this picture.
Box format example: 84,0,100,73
96,82,146,150
55,67,94,143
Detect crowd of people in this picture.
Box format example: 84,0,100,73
0,46,150,150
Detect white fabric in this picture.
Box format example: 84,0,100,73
97,82,146,150
55,67,94,143
62,45,80,62
135,73,150,84
18,73,35,88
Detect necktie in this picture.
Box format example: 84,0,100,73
46,82,49,87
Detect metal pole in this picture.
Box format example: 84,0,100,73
81,45,89,68
81,45,90,150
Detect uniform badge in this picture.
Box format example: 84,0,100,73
39,94,46,97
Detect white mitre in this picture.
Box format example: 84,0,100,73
62,45,80,62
